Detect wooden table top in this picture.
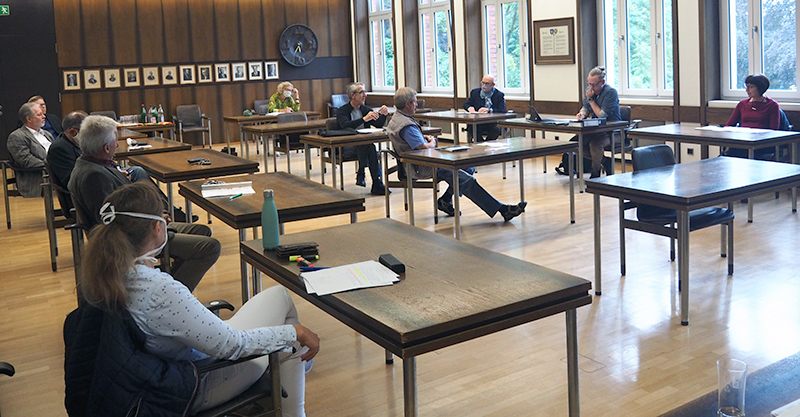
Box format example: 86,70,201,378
300,127,442,148
399,137,579,170
118,128,147,140
223,111,321,124
114,137,191,159
240,218,592,358
626,123,800,147
117,122,175,133
179,172,365,229
240,118,331,135
128,148,259,183
414,109,520,124
585,157,800,211
498,117,630,134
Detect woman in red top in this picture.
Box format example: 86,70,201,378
726,73,780,129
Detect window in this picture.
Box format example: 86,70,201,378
369,0,395,91
420,0,453,92
481,0,528,95
721,0,798,99
599,0,673,97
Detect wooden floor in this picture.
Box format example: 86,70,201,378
2,144,800,416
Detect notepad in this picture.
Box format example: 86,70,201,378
356,127,385,134
126,145,152,150
201,181,255,198
301,260,399,296
436,145,471,152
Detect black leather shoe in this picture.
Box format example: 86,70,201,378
437,197,455,217
500,202,527,222
601,156,613,176
356,171,366,187
589,170,601,179
371,182,389,195
173,207,199,223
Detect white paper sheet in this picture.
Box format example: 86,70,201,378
201,181,256,198
301,260,399,296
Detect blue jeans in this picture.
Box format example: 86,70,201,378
436,167,502,217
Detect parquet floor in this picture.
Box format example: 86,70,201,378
2,144,800,416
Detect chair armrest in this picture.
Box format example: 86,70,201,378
194,351,288,398
201,114,210,120
203,299,234,315
0,362,14,377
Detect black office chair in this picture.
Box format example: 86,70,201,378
604,105,642,173
275,112,308,152
722,109,792,161
0,361,14,417
620,144,735,277
89,110,118,121
254,99,270,115
327,94,348,118
64,304,283,417
174,104,212,148
321,118,362,187
380,147,435,219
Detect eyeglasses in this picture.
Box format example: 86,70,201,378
355,90,366,94
587,81,603,87
481,82,494,86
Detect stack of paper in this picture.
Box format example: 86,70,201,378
127,145,152,150
301,260,399,296
201,181,255,198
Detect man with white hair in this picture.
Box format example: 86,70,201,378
6,102,52,197
68,115,220,291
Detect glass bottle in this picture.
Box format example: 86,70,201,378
157,104,165,123
140,104,147,123
261,189,280,250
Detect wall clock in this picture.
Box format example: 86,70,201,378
279,24,318,67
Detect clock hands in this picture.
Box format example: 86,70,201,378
294,42,302,53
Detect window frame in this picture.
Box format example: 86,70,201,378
368,0,396,92
480,0,529,96
419,0,454,93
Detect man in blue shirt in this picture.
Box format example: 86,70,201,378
388,87,526,222
464,75,506,141
575,66,621,178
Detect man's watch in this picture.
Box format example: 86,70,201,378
587,97,594,102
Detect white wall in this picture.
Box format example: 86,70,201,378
531,0,580,103
677,0,700,107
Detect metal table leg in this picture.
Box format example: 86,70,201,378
566,309,580,417
593,194,602,295
403,357,417,417
678,210,690,325
453,169,461,240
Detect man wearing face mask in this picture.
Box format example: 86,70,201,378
68,115,220,292
463,75,506,141
574,66,621,178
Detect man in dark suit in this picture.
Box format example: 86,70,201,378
463,75,506,141
6,102,52,197
28,95,63,138
47,111,87,189
68,115,220,291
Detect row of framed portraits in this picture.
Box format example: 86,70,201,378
63,61,280,91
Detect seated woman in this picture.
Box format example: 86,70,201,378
726,73,780,129
269,81,304,149
80,182,319,416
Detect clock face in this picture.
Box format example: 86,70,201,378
279,24,318,67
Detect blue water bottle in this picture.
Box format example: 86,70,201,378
261,189,280,250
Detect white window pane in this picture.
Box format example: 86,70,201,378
485,4,499,80
371,20,384,87
602,0,619,88
625,0,652,90
502,2,521,88
420,0,429,5
381,0,392,11
382,19,395,87
662,0,673,90
729,0,749,89
422,13,434,87
435,10,451,87
761,0,796,91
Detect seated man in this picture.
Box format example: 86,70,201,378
68,115,220,291
47,111,87,188
28,95,63,138
574,66,621,178
388,87,526,222
6,102,52,197
336,82,388,195
464,75,506,141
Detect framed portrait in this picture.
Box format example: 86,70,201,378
231,62,247,81
63,70,80,91
265,61,279,80
143,66,159,86
162,66,178,85
533,17,575,65
198,65,213,83
124,68,140,87
248,62,263,80
179,65,195,84
214,63,230,82
84,69,101,89
104,69,121,88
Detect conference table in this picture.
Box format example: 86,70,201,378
413,109,520,145
128,149,259,219
222,111,321,158
585,157,800,325
117,122,176,140
179,171,365,302
240,118,331,173
114,136,191,160
498,117,631,191
240,218,592,417
300,127,442,190
399,137,579,240
626,123,800,222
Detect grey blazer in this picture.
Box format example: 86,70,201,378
6,127,52,197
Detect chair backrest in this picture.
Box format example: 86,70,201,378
620,105,632,124
176,105,202,127
254,99,269,114
276,112,307,124
632,144,676,172
780,109,793,131
71,193,94,229
331,94,348,109
90,110,118,121
44,161,74,219
325,118,340,131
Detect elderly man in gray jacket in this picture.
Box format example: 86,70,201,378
6,102,52,197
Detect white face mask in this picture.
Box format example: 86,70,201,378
283,90,293,98
100,202,168,264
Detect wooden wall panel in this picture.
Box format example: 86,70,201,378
328,0,351,58
138,0,165,65
81,0,111,66
163,0,191,63
214,1,243,61
190,1,218,63
240,2,264,61
262,2,284,59
54,0,83,68
110,0,140,66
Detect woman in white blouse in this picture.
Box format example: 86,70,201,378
79,182,319,416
